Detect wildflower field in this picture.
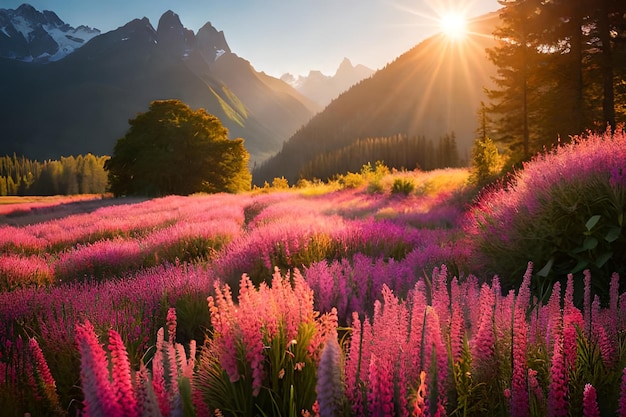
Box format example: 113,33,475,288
1,130,626,416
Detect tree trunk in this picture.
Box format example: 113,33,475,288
598,0,616,130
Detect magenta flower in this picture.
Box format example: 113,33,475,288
510,264,532,417
511,311,529,417
75,320,123,417
345,312,365,416
472,283,496,367
108,329,138,417
151,328,171,416
548,338,568,417
610,272,620,338
367,353,395,417
423,306,448,414
166,307,177,344
584,270,592,338
583,383,600,417
28,337,61,411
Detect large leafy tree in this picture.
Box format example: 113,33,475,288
105,100,251,196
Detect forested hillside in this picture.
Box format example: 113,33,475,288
0,154,108,196
299,133,462,181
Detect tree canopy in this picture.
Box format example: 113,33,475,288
0,154,108,196
105,100,251,197
485,0,626,163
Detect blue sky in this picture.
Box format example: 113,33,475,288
4,0,500,77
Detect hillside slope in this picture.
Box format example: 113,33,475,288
0,9,319,165
254,12,500,184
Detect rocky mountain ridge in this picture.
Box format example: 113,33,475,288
0,3,100,62
0,5,319,166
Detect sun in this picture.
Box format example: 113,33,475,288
438,12,468,39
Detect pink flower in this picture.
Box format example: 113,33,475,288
594,325,616,368
511,280,530,417
527,368,544,401
610,272,620,337
423,306,448,413
583,384,600,417
563,310,584,371
28,337,61,411
151,328,170,416
166,307,177,344
108,329,138,417
584,270,592,339
75,320,123,417
367,354,395,417
472,283,496,367
548,338,568,417
345,312,365,416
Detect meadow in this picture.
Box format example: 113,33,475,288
1,129,625,416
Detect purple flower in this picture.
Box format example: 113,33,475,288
316,331,343,417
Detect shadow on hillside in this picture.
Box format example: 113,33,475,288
0,196,150,226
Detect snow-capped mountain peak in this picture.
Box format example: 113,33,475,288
0,3,100,62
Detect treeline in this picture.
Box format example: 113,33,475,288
0,154,109,196
299,133,463,181
486,0,626,161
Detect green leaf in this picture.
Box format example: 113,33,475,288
585,215,601,231
605,227,622,243
595,252,613,268
537,257,554,277
583,236,598,250
571,259,589,274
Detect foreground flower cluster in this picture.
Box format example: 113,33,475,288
6,264,626,416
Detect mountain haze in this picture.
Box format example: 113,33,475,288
0,6,320,165
281,58,375,107
254,12,500,185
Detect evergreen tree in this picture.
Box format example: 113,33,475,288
486,0,542,162
487,0,625,158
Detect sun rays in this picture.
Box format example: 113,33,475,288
438,12,468,40
373,1,500,140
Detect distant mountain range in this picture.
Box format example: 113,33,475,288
254,13,501,184
0,4,320,165
1,4,501,186
0,3,100,62
281,58,374,107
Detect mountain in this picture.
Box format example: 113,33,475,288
0,6,320,165
281,58,374,107
254,12,501,185
0,3,100,62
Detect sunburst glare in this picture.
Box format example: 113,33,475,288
439,12,468,39
376,1,499,145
